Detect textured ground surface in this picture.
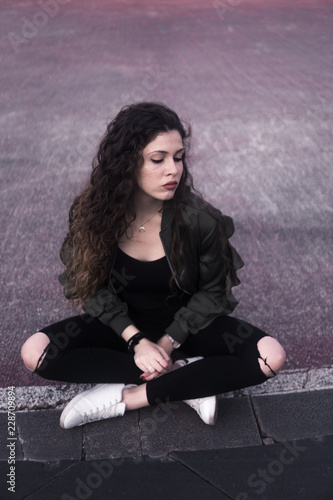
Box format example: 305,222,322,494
0,389,333,500
1,0,332,388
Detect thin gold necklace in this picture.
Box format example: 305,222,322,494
138,207,163,232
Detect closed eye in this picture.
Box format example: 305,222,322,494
151,157,183,164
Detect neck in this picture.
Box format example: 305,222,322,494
132,192,163,218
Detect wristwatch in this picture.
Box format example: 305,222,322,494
166,334,181,349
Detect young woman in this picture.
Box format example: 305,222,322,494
21,102,286,429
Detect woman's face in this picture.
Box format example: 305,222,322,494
136,130,184,203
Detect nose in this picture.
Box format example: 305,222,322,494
165,157,180,175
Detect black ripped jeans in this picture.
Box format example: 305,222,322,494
35,314,269,405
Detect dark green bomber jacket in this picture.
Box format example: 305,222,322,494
58,192,244,345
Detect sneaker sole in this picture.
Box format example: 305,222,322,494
208,397,218,425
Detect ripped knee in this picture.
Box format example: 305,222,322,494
21,332,50,372
34,345,50,371
257,336,286,378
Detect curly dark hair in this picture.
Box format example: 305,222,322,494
62,101,201,305
62,102,233,308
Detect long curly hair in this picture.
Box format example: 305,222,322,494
62,102,200,306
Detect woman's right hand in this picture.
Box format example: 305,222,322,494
133,338,172,381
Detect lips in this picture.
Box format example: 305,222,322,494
163,182,178,188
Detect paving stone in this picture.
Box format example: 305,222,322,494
305,367,333,390
252,389,333,442
140,397,262,456
241,370,308,395
0,384,94,411
84,411,141,460
171,436,333,500
0,461,73,500
23,457,230,500
16,410,82,461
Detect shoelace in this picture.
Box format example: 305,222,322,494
82,402,121,424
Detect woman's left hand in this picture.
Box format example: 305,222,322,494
140,335,174,382
133,338,172,382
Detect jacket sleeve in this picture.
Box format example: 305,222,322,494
58,237,133,337
81,285,134,336
164,214,244,345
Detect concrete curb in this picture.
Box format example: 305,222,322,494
1,366,332,410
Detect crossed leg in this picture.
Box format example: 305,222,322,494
20,320,286,412
124,335,287,410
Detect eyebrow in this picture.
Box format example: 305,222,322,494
147,148,185,156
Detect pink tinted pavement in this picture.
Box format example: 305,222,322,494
1,0,332,388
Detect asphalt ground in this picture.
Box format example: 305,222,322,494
1,1,333,499
1,0,333,389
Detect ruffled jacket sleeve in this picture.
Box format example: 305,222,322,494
164,210,244,345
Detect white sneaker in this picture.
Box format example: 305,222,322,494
183,395,218,425
174,356,218,425
174,356,204,368
60,383,133,429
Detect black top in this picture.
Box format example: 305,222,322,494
112,247,189,334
